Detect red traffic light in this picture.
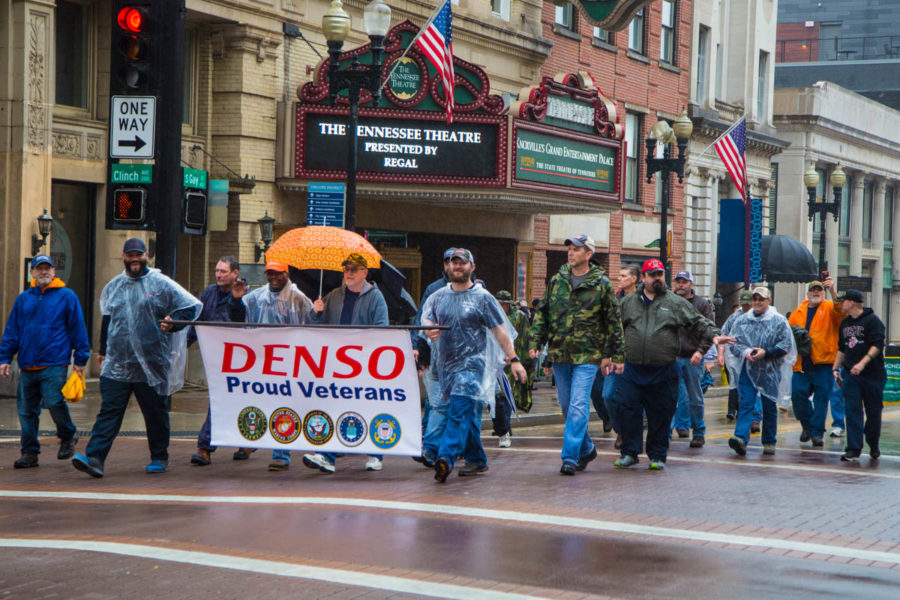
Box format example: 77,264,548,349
117,6,145,33
114,188,146,223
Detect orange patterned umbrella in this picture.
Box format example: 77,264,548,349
265,226,381,271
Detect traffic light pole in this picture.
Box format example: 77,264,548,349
152,0,185,277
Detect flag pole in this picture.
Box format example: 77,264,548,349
695,113,747,161
380,0,446,91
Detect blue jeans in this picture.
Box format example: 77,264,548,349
85,377,170,464
197,406,215,452
671,358,705,436
603,372,619,432
790,366,833,438
830,381,845,429
437,393,486,470
17,365,76,454
617,372,679,461
424,388,486,466
736,368,777,445
553,363,598,465
842,368,885,455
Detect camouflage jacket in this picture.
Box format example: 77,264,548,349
528,263,625,364
507,306,533,368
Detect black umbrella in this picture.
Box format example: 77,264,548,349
761,235,819,283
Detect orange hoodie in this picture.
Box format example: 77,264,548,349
30,277,65,291
787,298,843,372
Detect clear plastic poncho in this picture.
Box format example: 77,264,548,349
242,282,312,325
421,283,515,403
728,305,797,407
100,269,202,396
721,308,748,391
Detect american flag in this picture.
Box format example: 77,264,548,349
714,118,748,203
415,0,454,123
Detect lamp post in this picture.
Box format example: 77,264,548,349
805,163,844,275
254,211,276,262
31,209,54,256
645,109,693,285
321,0,392,232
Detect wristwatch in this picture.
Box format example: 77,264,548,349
509,356,521,363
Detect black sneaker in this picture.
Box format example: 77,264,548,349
676,429,690,438
434,457,451,483
870,448,881,460
840,452,860,462
72,453,104,478
602,419,613,433
58,432,78,460
458,463,489,476
689,436,705,448
560,462,577,476
750,422,761,434
575,447,598,471
233,448,255,460
811,437,824,447
14,452,38,469
728,436,747,456
799,429,810,443
726,412,736,421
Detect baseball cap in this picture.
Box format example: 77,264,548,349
642,258,665,274
807,280,825,291
496,290,513,303
31,254,53,269
739,290,753,304
674,270,694,283
449,248,473,263
843,289,864,303
751,286,771,299
564,234,596,252
342,252,368,269
264,261,289,273
442,247,458,261
123,238,147,254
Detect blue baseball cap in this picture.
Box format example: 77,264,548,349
123,238,147,254
443,247,458,261
31,254,53,269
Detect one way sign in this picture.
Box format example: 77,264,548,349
109,95,156,159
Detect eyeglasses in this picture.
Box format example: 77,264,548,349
343,266,365,273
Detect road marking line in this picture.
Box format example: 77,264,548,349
2,491,899,566
0,538,550,600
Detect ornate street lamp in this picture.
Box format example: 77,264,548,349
646,108,693,284
254,211,276,262
322,0,392,232
805,163,844,275
31,209,54,256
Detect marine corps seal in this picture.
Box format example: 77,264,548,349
269,407,301,443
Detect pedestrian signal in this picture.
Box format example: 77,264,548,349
183,191,207,234
113,187,146,224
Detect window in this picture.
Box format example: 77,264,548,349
715,43,723,100
757,51,769,120
183,29,195,126
839,181,850,237
660,1,676,64
886,187,895,242
624,113,641,204
491,0,510,21
768,164,778,234
593,27,610,43
628,8,645,54
555,5,574,31
696,26,710,105
55,0,90,109
863,181,874,242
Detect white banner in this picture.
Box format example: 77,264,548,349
196,325,421,455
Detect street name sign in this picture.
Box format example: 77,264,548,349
110,163,152,184
110,95,156,159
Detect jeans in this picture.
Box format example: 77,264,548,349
842,368,885,455
735,368,777,445
437,393,486,470
552,363,598,465
197,406,216,452
424,388,486,466
671,358,706,436
603,372,620,432
830,381,845,429
17,365,76,454
790,366,834,438
85,377,170,464
617,373,679,462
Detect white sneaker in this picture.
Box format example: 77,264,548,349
365,456,383,471
302,453,335,473
498,433,511,448
830,427,845,438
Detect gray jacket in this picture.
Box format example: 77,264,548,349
310,281,389,326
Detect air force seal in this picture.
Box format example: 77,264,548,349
303,410,334,445
269,407,301,443
337,412,367,447
369,413,401,450
237,406,267,441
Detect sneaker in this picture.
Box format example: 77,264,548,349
145,459,168,473
762,444,776,455
800,429,811,443
830,427,845,438
676,429,690,438
614,455,639,469
57,432,78,460
190,449,211,466
459,463,489,476
840,452,860,462
602,418,613,433
575,447,597,472
268,460,290,471
750,422,761,434
870,447,881,460
72,453,104,478
498,433,511,448
560,462,577,476
614,434,622,450
689,436,705,448
726,412,736,421
233,448,256,460
413,452,435,468
811,437,824,447
728,436,747,456
649,459,665,470
14,452,39,469
434,457,451,483
302,453,335,474
365,456,383,471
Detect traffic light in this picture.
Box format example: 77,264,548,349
107,187,148,229
183,191,207,235
110,2,154,95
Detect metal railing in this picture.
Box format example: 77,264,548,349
776,34,900,63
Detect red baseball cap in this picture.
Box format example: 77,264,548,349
642,258,665,273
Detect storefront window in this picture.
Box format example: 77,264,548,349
55,1,90,109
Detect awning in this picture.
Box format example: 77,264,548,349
761,235,819,283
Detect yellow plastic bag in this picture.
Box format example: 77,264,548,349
61,370,86,403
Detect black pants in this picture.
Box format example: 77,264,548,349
85,377,171,463
492,393,511,436
618,375,679,462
